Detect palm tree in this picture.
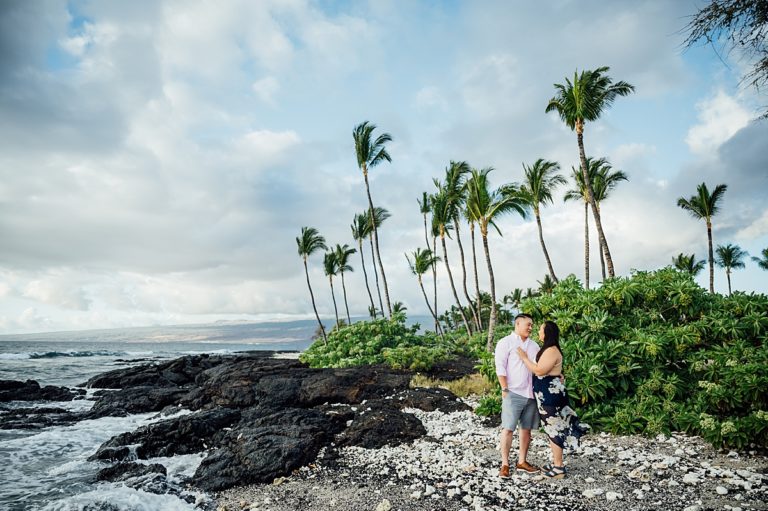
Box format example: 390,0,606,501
418,192,439,331
502,288,523,312
430,208,440,326
752,248,768,270
323,251,340,328
392,301,407,315
537,274,556,295
677,182,728,293
353,121,393,317
465,167,529,351
296,227,328,343
442,161,480,332
672,253,706,276
351,213,376,318
368,206,391,316
592,161,628,280
333,244,356,325
520,158,566,283
431,189,472,335
464,199,483,330
406,248,444,338
546,67,635,278
563,159,599,289
715,243,748,295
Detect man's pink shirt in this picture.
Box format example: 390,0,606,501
494,332,540,399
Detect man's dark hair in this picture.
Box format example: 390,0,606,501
514,313,533,322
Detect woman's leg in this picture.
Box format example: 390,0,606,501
550,439,563,467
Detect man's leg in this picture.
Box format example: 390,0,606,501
517,427,531,465
500,428,513,467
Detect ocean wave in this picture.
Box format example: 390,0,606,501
0,350,128,360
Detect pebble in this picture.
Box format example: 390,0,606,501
374,499,391,511
716,485,728,495
606,491,623,501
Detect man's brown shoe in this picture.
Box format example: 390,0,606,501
499,465,510,478
515,461,540,474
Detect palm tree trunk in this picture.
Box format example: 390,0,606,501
706,220,715,293
584,202,590,289
304,259,327,344
441,232,472,335
597,203,606,281
424,213,438,332
357,239,376,317
454,219,479,332
432,234,438,326
369,235,384,317
329,277,340,328
726,269,732,296
470,222,483,329
419,276,444,339
481,228,497,352
535,208,558,283
363,168,391,316
577,128,615,278
340,271,351,325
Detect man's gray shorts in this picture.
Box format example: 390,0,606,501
501,391,540,431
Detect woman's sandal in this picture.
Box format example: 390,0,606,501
542,463,568,473
542,465,566,479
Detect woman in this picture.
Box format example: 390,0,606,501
516,320,588,479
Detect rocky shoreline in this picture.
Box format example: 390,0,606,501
1,352,766,510
218,403,767,511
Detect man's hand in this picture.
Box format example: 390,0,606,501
515,347,528,360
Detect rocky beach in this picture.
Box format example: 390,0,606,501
1,352,766,510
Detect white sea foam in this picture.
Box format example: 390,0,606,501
39,485,199,511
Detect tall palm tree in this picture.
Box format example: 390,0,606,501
406,248,444,338
368,206,391,317
677,182,728,293
464,200,483,330
752,248,768,270
546,67,635,278
351,213,376,318
465,167,529,351
592,160,628,280
430,207,440,326
296,227,328,343
334,244,356,325
563,159,599,289
353,121,393,317
442,161,480,332
520,158,566,283
715,243,748,296
323,251,340,328
672,253,706,276
431,189,472,335
418,192,439,331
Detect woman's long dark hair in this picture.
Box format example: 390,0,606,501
535,320,562,362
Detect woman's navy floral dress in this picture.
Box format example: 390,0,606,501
533,375,589,452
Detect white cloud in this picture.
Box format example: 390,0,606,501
252,76,280,105
685,90,752,156
736,210,768,240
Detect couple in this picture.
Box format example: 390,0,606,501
494,313,588,479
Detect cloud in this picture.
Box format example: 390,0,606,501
0,0,766,334
252,76,280,105
685,90,752,156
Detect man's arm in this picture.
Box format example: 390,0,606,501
494,340,509,394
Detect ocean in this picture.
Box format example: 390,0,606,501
0,319,321,511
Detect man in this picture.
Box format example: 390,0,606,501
494,313,541,477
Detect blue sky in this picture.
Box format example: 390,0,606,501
0,0,766,334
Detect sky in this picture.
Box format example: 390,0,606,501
0,0,766,335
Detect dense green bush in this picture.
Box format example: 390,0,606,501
301,313,459,370
507,269,768,449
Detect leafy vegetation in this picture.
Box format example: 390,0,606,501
508,269,768,450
